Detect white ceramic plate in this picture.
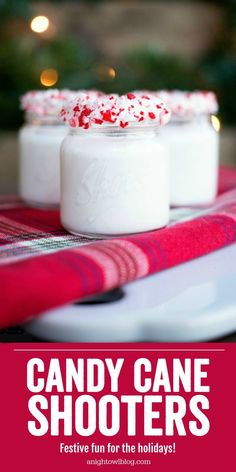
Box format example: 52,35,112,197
24,243,236,342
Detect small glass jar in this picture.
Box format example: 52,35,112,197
19,114,68,208
156,90,220,207
160,115,219,206
60,125,170,237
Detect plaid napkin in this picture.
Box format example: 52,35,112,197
0,166,236,328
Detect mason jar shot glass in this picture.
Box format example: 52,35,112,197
19,90,74,208
157,90,220,207
59,93,171,237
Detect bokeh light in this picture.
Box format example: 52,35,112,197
211,115,221,132
30,16,50,34
95,65,117,81
40,69,58,87
107,67,116,79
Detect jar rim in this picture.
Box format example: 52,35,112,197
25,112,65,126
69,123,160,136
60,93,171,130
169,114,213,124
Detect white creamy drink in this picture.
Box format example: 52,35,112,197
157,90,220,206
19,89,75,208
60,93,171,236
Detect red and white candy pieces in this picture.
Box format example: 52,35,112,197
20,89,78,117
157,90,218,119
59,92,171,129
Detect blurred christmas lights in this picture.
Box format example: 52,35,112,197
40,69,58,87
95,65,116,81
30,16,49,34
107,67,116,79
211,115,221,132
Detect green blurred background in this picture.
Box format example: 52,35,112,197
0,0,236,192
1,0,236,128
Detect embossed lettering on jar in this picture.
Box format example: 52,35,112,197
59,93,171,237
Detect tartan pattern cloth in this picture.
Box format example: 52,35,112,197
0,206,97,265
0,166,236,328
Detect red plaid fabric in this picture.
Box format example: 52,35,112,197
0,166,236,328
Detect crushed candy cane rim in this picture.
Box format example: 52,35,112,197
59,92,171,129
20,90,103,117
155,90,219,118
